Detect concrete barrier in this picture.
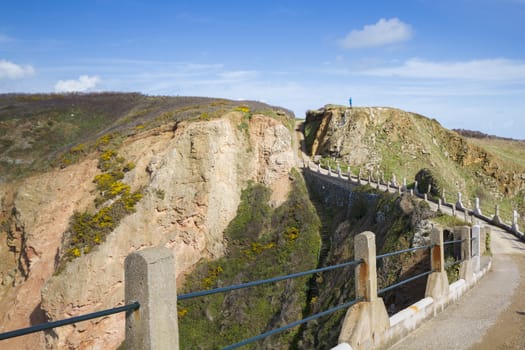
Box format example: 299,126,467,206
125,247,179,350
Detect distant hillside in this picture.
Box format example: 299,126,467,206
303,105,525,227
0,93,292,182
453,128,524,142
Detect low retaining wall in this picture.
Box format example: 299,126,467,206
334,257,492,350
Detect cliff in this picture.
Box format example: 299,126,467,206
0,94,297,349
304,105,525,226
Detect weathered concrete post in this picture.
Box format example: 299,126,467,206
481,226,490,256
391,174,397,187
425,228,449,301
437,198,442,212
427,184,432,194
424,193,428,202
386,183,390,193
471,225,481,273
452,205,456,217
414,181,419,195
442,189,446,205
338,166,342,178
473,198,482,216
456,192,464,210
357,169,362,184
402,178,407,192
492,205,502,225
338,232,389,348
512,210,520,233
125,247,179,350
317,163,321,173
454,226,473,283
410,189,414,196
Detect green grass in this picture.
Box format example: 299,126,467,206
178,169,321,349
0,93,295,181
431,213,468,227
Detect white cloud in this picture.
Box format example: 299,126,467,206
339,18,412,49
218,70,258,80
0,59,35,79
0,34,13,43
54,75,100,92
361,58,525,80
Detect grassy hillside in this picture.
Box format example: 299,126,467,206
304,106,525,228
0,93,293,182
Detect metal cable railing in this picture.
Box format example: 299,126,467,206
376,244,433,295
379,270,433,295
178,259,363,301
177,258,363,348
223,297,363,350
0,302,139,341
376,244,432,260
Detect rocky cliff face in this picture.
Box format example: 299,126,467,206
0,109,295,349
304,105,525,222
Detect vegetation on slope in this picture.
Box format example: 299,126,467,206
0,93,294,182
304,105,525,229
294,180,434,349
178,169,321,349
57,135,142,272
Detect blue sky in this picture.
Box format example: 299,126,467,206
1,0,525,138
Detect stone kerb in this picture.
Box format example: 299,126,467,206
125,247,179,350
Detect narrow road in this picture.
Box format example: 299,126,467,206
389,225,525,349
295,120,525,349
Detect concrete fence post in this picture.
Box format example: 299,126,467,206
425,227,449,300
492,205,502,225
481,226,490,255
125,247,179,350
473,198,482,216
471,225,481,273
402,177,407,192
456,192,464,210
338,232,389,348
437,198,442,212
414,181,419,195
454,226,474,283
391,174,397,187
442,189,446,205
317,163,321,173
427,184,432,194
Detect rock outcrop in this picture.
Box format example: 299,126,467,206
0,110,295,349
304,105,525,217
